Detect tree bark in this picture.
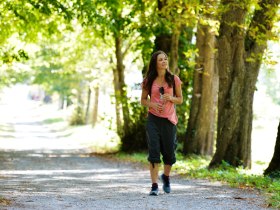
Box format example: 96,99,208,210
59,94,65,110
115,36,130,136
112,65,123,135
154,0,171,54
70,82,85,125
85,87,91,124
169,29,180,74
209,0,280,168
154,35,171,53
91,86,99,127
184,21,218,156
264,121,280,176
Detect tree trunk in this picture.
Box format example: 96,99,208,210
85,87,91,124
91,86,99,128
114,36,130,136
209,0,279,168
169,29,180,74
264,121,280,177
154,0,171,54
59,94,65,110
184,21,218,156
70,83,85,125
112,65,123,135
154,35,171,53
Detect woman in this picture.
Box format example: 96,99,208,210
141,50,183,195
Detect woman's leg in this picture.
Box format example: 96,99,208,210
160,119,176,194
150,163,159,183
161,164,172,193
149,163,159,195
163,164,172,176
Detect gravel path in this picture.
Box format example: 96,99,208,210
0,150,270,210
0,89,271,210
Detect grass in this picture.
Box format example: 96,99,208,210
114,152,280,209
42,118,64,124
0,125,14,132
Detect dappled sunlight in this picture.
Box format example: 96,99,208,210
0,153,151,196
0,168,134,177
0,84,120,153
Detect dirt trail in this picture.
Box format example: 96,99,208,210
0,150,270,210
0,88,271,210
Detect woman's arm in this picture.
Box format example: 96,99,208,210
163,83,183,105
140,88,151,107
172,83,183,104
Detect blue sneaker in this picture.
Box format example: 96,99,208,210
160,174,171,193
149,183,159,196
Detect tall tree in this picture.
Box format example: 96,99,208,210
209,0,280,168
73,30,112,125
91,86,100,127
184,0,218,156
75,0,144,136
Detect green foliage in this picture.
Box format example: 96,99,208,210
70,105,86,125
33,60,72,97
121,99,148,152
0,47,30,88
75,0,141,39
266,170,280,179
176,28,196,146
176,66,193,144
157,0,200,29
116,152,147,164
0,0,72,45
177,157,280,208
0,0,75,91
0,47,29,64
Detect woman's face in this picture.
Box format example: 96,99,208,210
156,53,168,72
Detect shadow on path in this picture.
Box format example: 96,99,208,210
0,151,270,210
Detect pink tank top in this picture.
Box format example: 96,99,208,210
148,75,182,125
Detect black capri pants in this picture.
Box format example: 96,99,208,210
146,113,177,165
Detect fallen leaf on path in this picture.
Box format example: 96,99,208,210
0,197,12,205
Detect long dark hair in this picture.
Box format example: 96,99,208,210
143,50,174,96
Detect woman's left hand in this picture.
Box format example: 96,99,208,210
162,94,173,103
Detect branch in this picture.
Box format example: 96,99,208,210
122,34,141,57
245,0,280,52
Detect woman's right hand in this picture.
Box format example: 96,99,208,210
151,102,164,113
